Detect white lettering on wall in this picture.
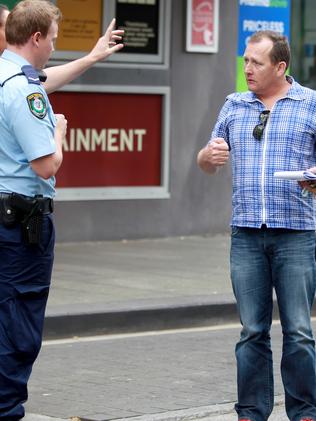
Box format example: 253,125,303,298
62,128,147,152
91,129,106,151
240,0,269,6
243,20,284,33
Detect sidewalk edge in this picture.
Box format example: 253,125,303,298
43,300,238,339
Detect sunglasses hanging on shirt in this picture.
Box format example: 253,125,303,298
253,110,270,140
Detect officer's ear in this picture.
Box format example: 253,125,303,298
31,31,42,47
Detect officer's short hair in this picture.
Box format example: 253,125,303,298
5,0,62,46
248,30,291,71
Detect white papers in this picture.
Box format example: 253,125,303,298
274,170,316,181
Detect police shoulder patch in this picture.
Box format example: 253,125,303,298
26,92,47,119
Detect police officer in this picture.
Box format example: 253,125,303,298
0,1,66,419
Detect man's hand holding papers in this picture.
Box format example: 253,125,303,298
274,168,316,195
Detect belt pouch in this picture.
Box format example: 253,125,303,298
0,195,18,227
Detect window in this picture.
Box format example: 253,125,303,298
51,0,170,67
291,0,316,88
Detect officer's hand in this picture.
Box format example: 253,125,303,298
298,166,316,195
88,18,124,62
205,138,229,167
55,114,67,139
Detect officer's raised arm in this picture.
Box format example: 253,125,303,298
0,11,124,95
43,18,124,94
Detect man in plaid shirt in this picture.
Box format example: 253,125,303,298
198,30,316,421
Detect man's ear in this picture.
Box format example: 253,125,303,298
277,61,287,75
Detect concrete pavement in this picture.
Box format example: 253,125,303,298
24,403,288,421
20,234,304,420
23,404,288,421
25,320,290,421
44,235,236,339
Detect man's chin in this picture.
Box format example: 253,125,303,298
246,81,255,91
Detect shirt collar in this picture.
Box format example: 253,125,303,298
241,75,306,103
1,49,32,68
1,49,46,83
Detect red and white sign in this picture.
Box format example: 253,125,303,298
49,91,163,189
186,0,219,53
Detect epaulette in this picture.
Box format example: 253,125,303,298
21,65,41,85
21,66,47,83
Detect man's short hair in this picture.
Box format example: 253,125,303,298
249,30,291,70
5,0,61,46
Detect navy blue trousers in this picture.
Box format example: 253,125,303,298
0,215,55,420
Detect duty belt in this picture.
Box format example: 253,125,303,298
0,192,54,245
0,192,53,216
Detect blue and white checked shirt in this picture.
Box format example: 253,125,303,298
210,77,316,230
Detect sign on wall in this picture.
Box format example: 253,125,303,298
116,0,159,55
56,0,102,52
49,86,170,201
237,0,291,91
50,0,170,66
186,0,219,53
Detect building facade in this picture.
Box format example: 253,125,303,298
3,0,316,241
50,0,237,241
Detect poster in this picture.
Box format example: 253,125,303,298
56,0,102,52
236,0,291,91
186,0,219,53
49,90,163,190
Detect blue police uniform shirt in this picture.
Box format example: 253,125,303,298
0,50,57,198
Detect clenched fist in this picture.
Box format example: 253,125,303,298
197,138,229,174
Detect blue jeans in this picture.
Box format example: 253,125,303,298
230,226,316,421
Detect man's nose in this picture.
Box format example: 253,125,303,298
244,62,252,73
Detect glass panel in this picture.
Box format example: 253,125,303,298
115,0,159,55
291,0,316,88
50,0,168,67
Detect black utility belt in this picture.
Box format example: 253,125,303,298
0,192,54,245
